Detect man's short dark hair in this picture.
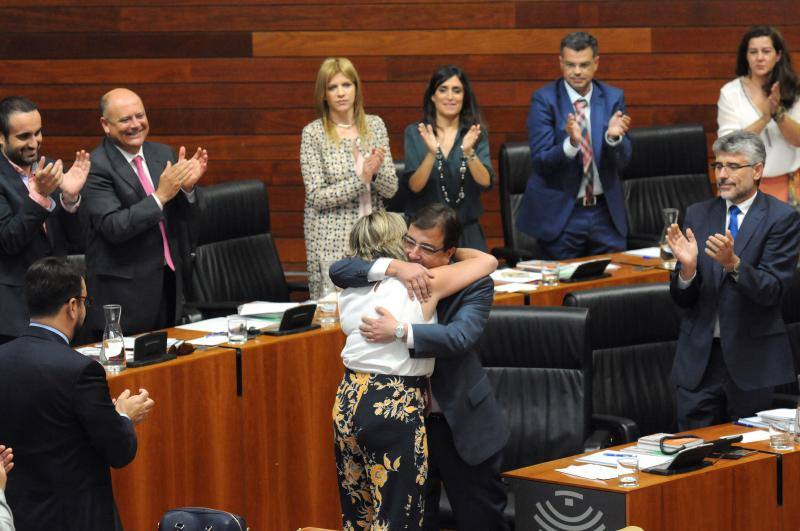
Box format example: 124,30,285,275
25,257,83,318
0,96,38,138
409,204,462,251
560,31,599,56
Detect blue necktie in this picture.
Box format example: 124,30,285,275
728,205,740,239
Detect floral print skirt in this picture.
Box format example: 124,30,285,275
333,369,428,530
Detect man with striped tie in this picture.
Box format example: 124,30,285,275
668,130,800,429
517,31,632,259
81,88,208,337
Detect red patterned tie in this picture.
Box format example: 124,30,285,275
574,99,594,203
133,156,175,271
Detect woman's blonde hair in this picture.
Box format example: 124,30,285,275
313,57,369,144
348,211,407,262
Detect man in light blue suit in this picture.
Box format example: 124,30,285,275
668,131,800,430
517,31,632,259
330,204,510,531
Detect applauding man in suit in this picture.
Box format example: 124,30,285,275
668,131,800,429
517,32,632,259
81,88,208,336
0,96,90,344
0,257,154,530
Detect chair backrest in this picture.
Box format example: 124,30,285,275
621,124,712,248
563,283,683,436
189,180,289,303
196,179,270,246
779,267,800,395
385,160,407,214
497,142,541,256
476,305,591,469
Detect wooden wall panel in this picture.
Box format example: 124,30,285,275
4,1,799,281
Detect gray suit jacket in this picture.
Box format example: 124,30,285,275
81,138,197,335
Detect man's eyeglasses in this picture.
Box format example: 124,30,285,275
402,234,445,255
710,162,757,172
71,295,93,308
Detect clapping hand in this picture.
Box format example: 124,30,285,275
178,146,208,192
666,223,698,279
0,444,13,490
417,123,439,155
31,157,63,198
461,124,481,153
361,147,385,184
607,111,631,138
767,82,781,116
705,230,737,271
60,150,90,202
565,114,582,147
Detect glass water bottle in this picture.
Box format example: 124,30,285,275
100,304,126,373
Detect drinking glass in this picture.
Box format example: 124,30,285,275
617,456,639,487
227,316,248,345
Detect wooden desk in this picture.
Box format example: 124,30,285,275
107,332,244,531
504,424,782,531
495,256,670,307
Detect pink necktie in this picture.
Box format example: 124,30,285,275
133,156,175,271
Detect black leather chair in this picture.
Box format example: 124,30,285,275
437,306,635,528
564,283,684,438
186,180,307,318
493,142,543,266
621,123,712,249
778,266,800,402
385,160,408,214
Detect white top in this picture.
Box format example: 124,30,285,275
0,489,14,531
717,78,800,177
338,277,435,377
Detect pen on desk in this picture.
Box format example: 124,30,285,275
602,452,633,457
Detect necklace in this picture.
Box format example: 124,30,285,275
436,146,466,205
333,121,354,129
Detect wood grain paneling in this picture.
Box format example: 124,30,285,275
253,28,652,56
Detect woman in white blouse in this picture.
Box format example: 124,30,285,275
332,210,496,531
300,58,398,299
718,26,800,205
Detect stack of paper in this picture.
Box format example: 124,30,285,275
577,448,673,469
556,464,619,480
238,301,299,318
757,408,797,424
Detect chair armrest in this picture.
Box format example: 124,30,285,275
583,429,610,452
490,247,538,267
626,234,660,250
284,271,309,294
183,301,247,320
592,413,640,445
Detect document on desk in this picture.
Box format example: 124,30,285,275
622,246,661,258
177,316,279,333
739,430,770,443
494,282,539,293
556,464,619,480
577,448,673,469
238,301,299,317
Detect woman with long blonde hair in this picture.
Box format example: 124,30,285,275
301,57,398,298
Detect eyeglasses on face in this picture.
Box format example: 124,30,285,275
402,234,445,255
710,162,757,172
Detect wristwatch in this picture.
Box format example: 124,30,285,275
394,322,406,340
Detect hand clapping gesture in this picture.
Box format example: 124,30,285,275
31,157,64,197
565,113,583,147
767,82,781,116
417,123,439,155
178,146,208,192
60,150,90,202
360,147,385,184
607,110,632,138
666,223,698,279
461,124,481,154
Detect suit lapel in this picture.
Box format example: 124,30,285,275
557,79,575,123
704,198,727,289
589,81,604,167
733,191,766,256
103,137,146,199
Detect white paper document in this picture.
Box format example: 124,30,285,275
176,316,279,333
238,301,299,317
188,335,230,347
622,247,661,258
494,283,539,293
577,448,673,469
740,430,771,443
556,464,619,480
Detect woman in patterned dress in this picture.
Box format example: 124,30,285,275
332,209,497,530
401,65,495,250
301,57,398,299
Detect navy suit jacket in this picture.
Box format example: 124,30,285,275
516,78,632,242
330,258,510,466
0,155,83,337
670,192,800,391
0,325,137,530
81,138,197,335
